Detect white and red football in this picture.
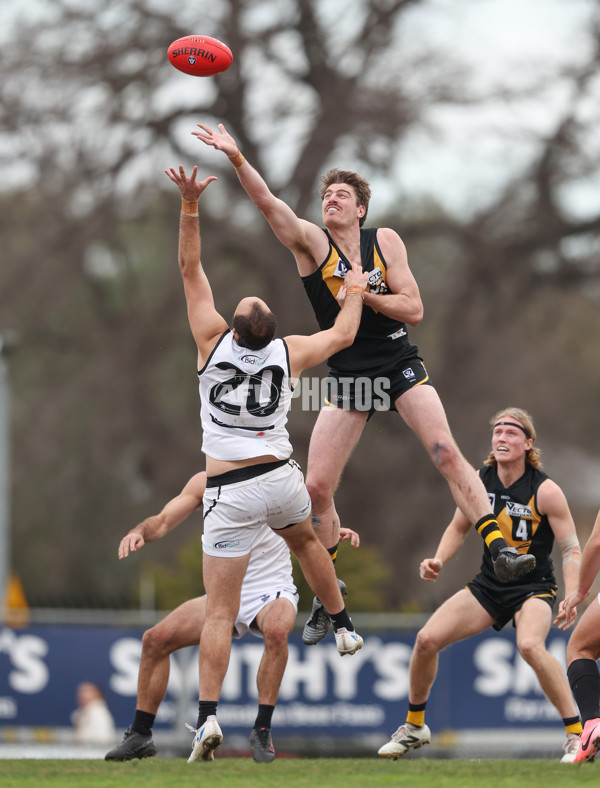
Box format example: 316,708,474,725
167,35,233,77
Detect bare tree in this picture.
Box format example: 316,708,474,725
0,0,598,609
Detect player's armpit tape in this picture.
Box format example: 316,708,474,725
558,533,581,565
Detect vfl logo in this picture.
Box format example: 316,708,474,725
403,367,416,380
187,56,197,65
209,362,284,417
506,502,532,519
333,259,349,279
487,492,496,509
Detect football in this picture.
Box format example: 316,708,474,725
167,35,233,77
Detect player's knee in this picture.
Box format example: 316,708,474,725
142,625,169,658
305,476,334,513
517,637,543,666
263,624,289,652
414,627,441,657
428,440,461,475
282,524,316,554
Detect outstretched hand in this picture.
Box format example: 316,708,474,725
118,532,145,560
193,123,239,158
164,165,217,201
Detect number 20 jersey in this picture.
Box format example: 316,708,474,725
478,463,555,585
198,330,294,461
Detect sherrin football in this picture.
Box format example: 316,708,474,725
167,35,233,77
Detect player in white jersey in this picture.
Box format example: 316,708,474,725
164,164,369,763
105,471,360,763
556,507,600,763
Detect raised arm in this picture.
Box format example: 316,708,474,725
118,472,207,559
362,228,424,326
193,123,328,276
285,267,368,378
164,165,228,366
419,507,472,581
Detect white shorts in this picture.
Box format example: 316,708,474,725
202,460,312,557
234,587,298,639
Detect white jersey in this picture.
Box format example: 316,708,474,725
199,330,294,461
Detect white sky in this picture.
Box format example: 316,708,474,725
388,0,597,217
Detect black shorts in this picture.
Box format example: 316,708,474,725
467,573,557,631
324,356,431,414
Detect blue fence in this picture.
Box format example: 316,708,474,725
0,625,570,734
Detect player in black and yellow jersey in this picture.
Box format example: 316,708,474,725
194,122,536,641
378,408,583,763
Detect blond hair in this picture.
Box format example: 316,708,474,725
484,407,543,468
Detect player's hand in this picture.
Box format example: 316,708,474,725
118,532,145,560
339,527,360,548
554,589,583,630
164,165,217,201
337,269,368,305
336,285,348,305
344,268,369,291
193,122,239,159
420,558,442,581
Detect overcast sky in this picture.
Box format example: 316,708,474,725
391,0,597,216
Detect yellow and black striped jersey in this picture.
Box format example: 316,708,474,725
479,464,555,585
301,228,419,374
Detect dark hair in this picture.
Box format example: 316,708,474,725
319,168,372,227
232,302,277,350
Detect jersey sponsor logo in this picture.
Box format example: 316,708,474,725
238,354,266,367
487,492,496,509
367,267,390,295
388,328,407,340
505,502,532,519
213,540,242,550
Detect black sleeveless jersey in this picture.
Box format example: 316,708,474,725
479,464,555,585
301,228,419,374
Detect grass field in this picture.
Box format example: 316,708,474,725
1,758,596,787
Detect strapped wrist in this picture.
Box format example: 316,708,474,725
346,284,365,299
228,151,245,168
181,198,199,217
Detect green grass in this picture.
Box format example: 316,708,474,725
0,758,596,788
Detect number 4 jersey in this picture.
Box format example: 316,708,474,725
198,330,294,461
478,463,555,585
